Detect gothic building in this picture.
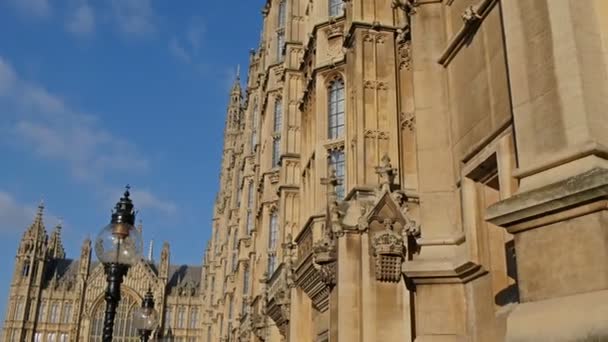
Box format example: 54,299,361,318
201,0,608,341
2,200,204,342
3,0,608,341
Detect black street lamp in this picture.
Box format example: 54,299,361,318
94,186,143,342
133,288,159,342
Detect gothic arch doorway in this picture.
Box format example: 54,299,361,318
89,292,139,342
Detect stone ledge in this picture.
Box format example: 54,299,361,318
486,168,608,232
403,259,487,284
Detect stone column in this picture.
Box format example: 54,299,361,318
487,1,608,340
404,2,470,341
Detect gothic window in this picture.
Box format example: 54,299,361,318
164,307,173,329
243,265,250,295
277,31,285,62
177,307,185,328
274,98,282,133
329,0,344,17
35,333,42,342
267,211,279,274
9,330,17,342
14,299,23,320
59,334,69,342
38,302,46,322
236,166,243,207
272,137,281,168
328,78,345,139
207,326,212,342
328,149,346,199
49,302,59,323
228,296,234,320
189,308,198,329
62,303,72,324
247,182,254,208
24,300,30,321
22,261,30,277
278,0,287,28
214,227,220,255
269,212,279,250
90,294,138,342
251,101,259,152
231,231,239,272
210,276,216,303
47,333,56,342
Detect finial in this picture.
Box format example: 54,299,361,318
124,184,131,198
148,239,155,261
236,64,241,79
37,200,45,216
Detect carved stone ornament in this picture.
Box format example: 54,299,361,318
372,219,406,282
312,237,337,286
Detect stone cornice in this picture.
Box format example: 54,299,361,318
486,168,608,234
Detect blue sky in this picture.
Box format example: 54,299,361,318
0,0,263,321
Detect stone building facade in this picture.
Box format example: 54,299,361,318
2,203,205,342
3,0,608,341
202,0,608,341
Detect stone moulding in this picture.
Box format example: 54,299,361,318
486,168,608,234
294,253,330,312
266,263,291,337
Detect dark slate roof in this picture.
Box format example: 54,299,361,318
43,259,79,289
167,265,202,295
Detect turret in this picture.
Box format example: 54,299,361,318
47,222,65,259
13,203,49,286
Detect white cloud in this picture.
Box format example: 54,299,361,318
8,0,51,18
111,0,155,37
169,19,206,65
0,191,61,236
169,37,192,64
0,56,148,182
130,189,177,216
66,3,95,36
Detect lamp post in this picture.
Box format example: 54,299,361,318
133,288,159,342
95,186,142,342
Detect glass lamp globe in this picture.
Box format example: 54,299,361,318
94,222,142,265
133,305,159,331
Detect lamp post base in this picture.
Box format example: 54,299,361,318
102,263,129,342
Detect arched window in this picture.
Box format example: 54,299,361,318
62,303,72,324
251,101,259,152
278,0,287,28
274,98,282,133
329,149,346,199
177,307,186,328
267,211,279,274
90,294,139,342
49,302,59,323
328,78,345,139
189,308,198,329
329,0,344,17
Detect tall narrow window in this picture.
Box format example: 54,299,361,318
236,166,243,207
268,212,279,274
210,276,216,303
328,78,345,139
251,101,259,152
231,231,239,272
60,334,69,342
62,303,72,324
242,265,250,315
274,98,282,133
228,296,234,321
35,333,42,342
177,307,185,328
22,261,30,277
277,31,285,62
329,150,346,199
14,299,24,320
278,0,287,28
246,182,255,234
329,0,344,17
38,302,46,322
207,326,212,342
189,308,198,329
272,138,281,168
165,307,172,328
49,302,59,323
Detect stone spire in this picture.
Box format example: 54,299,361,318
147,239,154,262
47,221,66,259
226,67,243,132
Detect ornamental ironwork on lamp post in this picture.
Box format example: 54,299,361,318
133,288,159,342
94,186,143,342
